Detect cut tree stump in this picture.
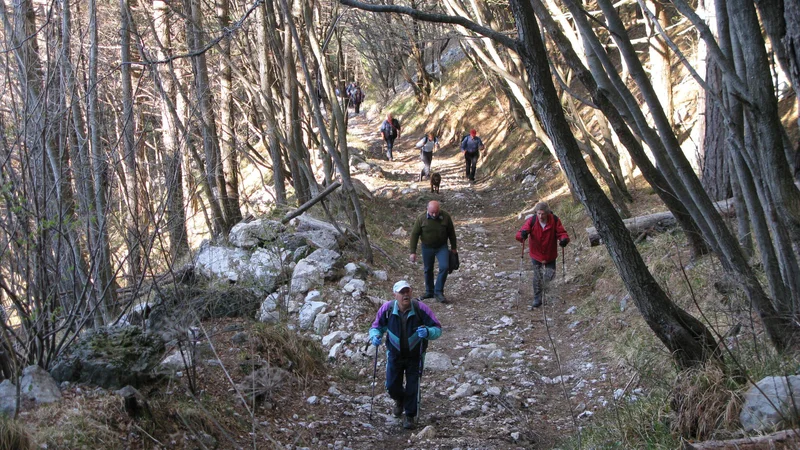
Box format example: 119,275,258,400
681,429,800,449
585,198,735,246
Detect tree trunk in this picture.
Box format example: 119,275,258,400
120,0,141,286
153,0,190,261
218,0,242,226
185,0,227,235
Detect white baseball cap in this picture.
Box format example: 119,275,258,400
393,280,412,293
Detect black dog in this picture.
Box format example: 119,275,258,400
430,173,441,193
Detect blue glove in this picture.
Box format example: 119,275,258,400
417,327,429,338
371,335,381,347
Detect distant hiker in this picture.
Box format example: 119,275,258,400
379,113,402,161
409,200,458,303
415,132,440,181
350,84,365,113
515,201,570,308
370,280,442,430
460,129,485,182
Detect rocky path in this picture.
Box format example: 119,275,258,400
299,112,616,449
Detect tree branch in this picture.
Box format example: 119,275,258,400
337,0,519,52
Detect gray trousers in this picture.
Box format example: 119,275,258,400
532,259,556,301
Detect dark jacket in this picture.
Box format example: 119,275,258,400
409,210,457,252
369,299,442,358
380,118,401,139
515,213,569,263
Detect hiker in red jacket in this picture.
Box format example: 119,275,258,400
515,201,569,308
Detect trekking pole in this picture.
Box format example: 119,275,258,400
417,342,424,420
369,341,379,422
561,245,566,282
517,240,526,309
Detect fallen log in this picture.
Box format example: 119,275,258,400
681,428,800,449
281,181,342,224
586,198,735,246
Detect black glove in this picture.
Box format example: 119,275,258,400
559,238,570,247
520,230,529,240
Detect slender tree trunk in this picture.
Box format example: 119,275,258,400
218,0,242,225
259,0,287,205
120,0,141,286
153,0,190,260
185,0,227,235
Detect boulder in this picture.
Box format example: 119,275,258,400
50,326,166,389
304,249,342,276
424,352,453,372
247,248,286,287
291,216,344,250
195,243,249,282
229,219,284,248
740,376,800,432
372,270,388,281
0,380,17,416
299,301,328,330
290,260,324,295
20,365,62,404
280,234,309,252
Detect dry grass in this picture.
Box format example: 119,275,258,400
670,364,743,440
250,323,326,383
0,417,34,450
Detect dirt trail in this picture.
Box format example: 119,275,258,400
312,112,611,449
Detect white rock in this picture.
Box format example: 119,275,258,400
373,270,388,281
20,365,62,404
305,290,322,302
391,227,407,237
740,376,800,432
413,425,436,440
565,306,577,314
290,261,324,295
307,396,318,405
322,331,350,348
195,244,249,282
486,386,502,396
228,219,284,248
314,313,331,335
343,279,366,293
257,292,282,323
424,352,453,372
0,380,17,415
299,301,328,330
328,342,343,360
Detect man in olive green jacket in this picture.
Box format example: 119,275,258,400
409,201,458,303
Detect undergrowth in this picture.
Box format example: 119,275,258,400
250,323,326,384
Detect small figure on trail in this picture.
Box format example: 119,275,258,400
515,201,570,308
415,132,440,181
369,280,442,430
460,129,485,182
409,200,458,304
350,83,365,114
379,113,402,161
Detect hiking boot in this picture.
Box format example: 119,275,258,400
392,401,403,418
435,294,449,304
423,293,435,299
403,415,416,429
532,297,542,308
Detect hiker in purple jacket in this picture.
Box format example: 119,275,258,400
369,280,442,429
